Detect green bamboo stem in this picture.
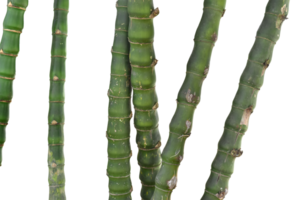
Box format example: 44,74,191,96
127,1,161,199
0,0,28,166
48,0,68,199
106,1,133,200
200,1,289,199
151,0,226,199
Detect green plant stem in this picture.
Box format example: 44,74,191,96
127,1,161,199
106,1,133,200
201,1,289,199
151,0,226,199
48,0,68,199
0,0,28,166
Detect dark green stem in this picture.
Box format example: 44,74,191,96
0,0,28,166
106,1,133,200
128,1,161,199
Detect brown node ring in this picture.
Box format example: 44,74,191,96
0,49,18,57
7,2,28,12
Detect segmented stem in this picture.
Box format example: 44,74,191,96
151,0,226,199
0,0,28,166
201,0,291,200
48,1,69,199
107,1,133,199
128,1,161,199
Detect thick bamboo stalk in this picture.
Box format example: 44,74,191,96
106,1,133,199
47,0,69,199
0,0,28,166
201,1,289,199
151,0,226,199
127,1,161,199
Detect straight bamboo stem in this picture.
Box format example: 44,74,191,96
46,0,71,200
104,0,134,200
127,1,161,199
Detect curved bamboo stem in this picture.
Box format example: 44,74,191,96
0,0,29,167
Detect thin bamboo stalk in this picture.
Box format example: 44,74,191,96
151,0,227,200
47,0,69,199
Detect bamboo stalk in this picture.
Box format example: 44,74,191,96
106,1,133,199
200,0,291,200
48,0,69,199
0,0,28,166
127,1,161,199
105,0,291,200
151,0,226,199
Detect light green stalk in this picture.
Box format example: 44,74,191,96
127,1,161,199
0,0,28,166
106,1,133,200
151,0,226,199
201,1,289,199
48,0,68,199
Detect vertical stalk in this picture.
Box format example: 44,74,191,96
106,1,133,200
201,1,289,199
127,1,161,199
0,0,28,166
152,0,226,199
48,0,68,199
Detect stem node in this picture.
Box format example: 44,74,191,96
149,8,160,19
